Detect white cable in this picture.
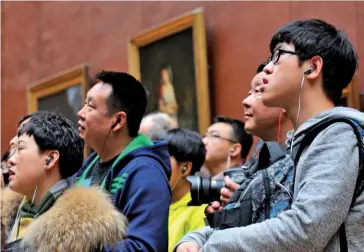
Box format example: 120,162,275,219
30,163,47,206
290,75,305,155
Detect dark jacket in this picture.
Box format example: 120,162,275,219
76,139,172,252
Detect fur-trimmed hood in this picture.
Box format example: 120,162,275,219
1,186,128,252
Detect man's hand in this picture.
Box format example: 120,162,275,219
220,176,240,206
176,242,200,252
205,201,223,215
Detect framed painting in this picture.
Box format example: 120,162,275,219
128,8,211,134
27,64,89,158
339,75,360,110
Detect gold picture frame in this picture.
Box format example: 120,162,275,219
27,64,89,158
127,8,211,134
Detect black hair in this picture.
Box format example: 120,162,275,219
215,116,253,160
257,63,266,73
1,150,10,162
18,111,48,127
18,112,84,179
95,71,147,137
163,128,205,175
270,19,358,104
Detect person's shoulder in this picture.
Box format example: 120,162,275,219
314,120,357,141
113,155,170,185
123,143,170,170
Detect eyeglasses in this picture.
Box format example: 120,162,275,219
266,49,298,65
202,133,237,143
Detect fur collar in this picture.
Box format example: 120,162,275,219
1,186,128,251
1,187,23,248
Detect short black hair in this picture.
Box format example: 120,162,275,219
18,111,48,127
257,63,266,73
270,19,358,104
163,128,205,175
95,71,147,137
18,112,84,179
215,116,253,160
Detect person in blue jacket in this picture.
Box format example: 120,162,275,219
76,70,171,251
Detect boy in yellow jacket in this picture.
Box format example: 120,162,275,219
163,129,207,252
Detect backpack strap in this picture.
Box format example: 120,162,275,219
289,118,364,252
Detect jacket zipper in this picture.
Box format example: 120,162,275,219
262,169,271,219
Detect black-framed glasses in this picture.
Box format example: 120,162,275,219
266,49,298,65
202,133,237,143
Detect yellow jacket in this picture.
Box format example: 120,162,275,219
168,193,207,252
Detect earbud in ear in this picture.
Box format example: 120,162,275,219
182,166,187,174
45,156,53,166
111,117,121,129
304,66,316,75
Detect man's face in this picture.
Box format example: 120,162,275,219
77,82,114,150
243,72,283,137
260,42,303,109
202,122,234,164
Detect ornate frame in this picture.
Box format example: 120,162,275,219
127,8,211,133
27,64,89,158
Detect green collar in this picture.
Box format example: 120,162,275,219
77,133,153,189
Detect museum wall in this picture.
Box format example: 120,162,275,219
2,1,364,152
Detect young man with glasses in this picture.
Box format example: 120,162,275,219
176,19,363,252
202,116,253,179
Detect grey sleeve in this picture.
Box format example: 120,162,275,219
199,123,359,252
172,226,214,252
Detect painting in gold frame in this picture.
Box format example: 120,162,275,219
27,64,89,158
127,8,210,134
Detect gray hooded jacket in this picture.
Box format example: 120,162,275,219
175,107,364,252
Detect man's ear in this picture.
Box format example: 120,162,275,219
305,55,323,80
230,143,242,158
111,112,127,131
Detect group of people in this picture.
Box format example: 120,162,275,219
175,18,364,252
1,18,364,252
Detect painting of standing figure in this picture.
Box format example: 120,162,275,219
158,64,179,124
128,8,210,133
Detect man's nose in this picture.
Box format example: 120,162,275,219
77,106,86,120
202,136,208,145
242,95,252,108
263,62,273,75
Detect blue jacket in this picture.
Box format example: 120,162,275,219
76,140,171,252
